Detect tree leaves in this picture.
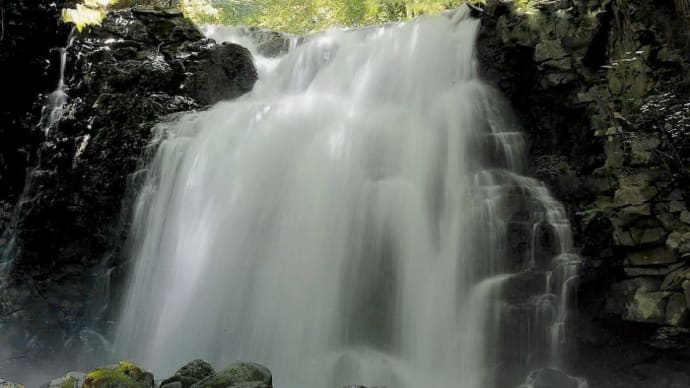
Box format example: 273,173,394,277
62,0,119,31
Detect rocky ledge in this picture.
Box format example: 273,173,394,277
478,0,690,386
0,7,256,378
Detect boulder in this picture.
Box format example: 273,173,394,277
615,226,667,247
522,368,580,388
606,277,661,317
623,291,669,324
624,262,684,277
661,266,690,291
161,360,215,388
41,372,86,388
683,211,690,225
0,379,26,388
82,361,153,388
191,362,271,388
625,246,679,266
664,293,690,327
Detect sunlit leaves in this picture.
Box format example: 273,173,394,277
184,0,481,33
62,0,119,31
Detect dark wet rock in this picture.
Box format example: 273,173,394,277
0,6,256,370
191,362,271,388
523,368,580,388
161,359,215,388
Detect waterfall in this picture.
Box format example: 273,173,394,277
0,27,76,276
115,8,582,387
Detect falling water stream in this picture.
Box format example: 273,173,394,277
116,8,583,387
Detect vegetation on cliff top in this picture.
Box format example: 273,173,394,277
63,0,485,33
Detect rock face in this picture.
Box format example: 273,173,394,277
478,0,690,386
0,7,256,376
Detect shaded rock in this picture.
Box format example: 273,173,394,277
630,134,661,166
625,246,679,266
192,362,271,388
624,291,669,324
665,293,690,327
624,262,684,277
523,368,580,388
178,42,257,105
669,201,687,213
681,211,690,225
606,277,661,317
615,226,667,247
666,231,683,251
161,360,215,388
83,361,153,388
662,266,690,291
613,185,657,220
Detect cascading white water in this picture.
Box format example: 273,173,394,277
115,8,582,387
0,28,76,276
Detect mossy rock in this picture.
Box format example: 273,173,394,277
40,372,86,388
0,379,26,388
82,361,153,388
162,359,215,388
191,362,271,388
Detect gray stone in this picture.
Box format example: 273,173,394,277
192,362,271,388
661,266,690,291
625,246,679,266
664,293,690,326
682,211,690,225
41,372,85,388
535,40,568,63
524,368,580,388
670,201,687,213
614,185,657,207
606,277,661,316
667,231,683,251
162,359,215,388
625,262,684,277
630,134,661,166
623,291,669,324
161,383,183,388
616,226,667,247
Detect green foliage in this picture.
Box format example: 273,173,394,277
63,0,483,33
184,0,481,33
62,0,120,31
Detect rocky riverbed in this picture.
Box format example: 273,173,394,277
0,359,272,388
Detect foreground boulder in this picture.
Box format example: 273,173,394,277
82,361,153,388
41,371,86,388
161,359,215,388
191,362,272,388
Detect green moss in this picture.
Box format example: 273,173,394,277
60,377,78,388
83,362,150,388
